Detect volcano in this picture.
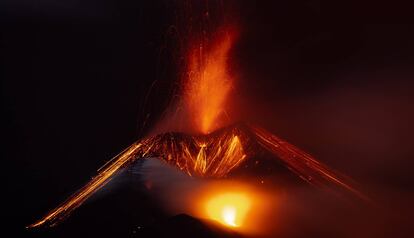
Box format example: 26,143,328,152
28,12,369,232
29,123,368,228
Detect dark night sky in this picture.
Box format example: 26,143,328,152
2,0,414,237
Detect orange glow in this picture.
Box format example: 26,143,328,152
192,181,272,235
184,29,236,134
205,192,251,227
139,126,246,178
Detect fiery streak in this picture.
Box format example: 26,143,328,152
250,125,371,202
137,127,246,177
28,142,145,228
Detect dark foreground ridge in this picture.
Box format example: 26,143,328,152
135,214,243,238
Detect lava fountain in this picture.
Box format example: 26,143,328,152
184,29,236,134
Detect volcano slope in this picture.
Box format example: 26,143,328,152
29,123,368,229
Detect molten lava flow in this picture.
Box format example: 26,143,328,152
137,127,246,177
184,29,236,134
250,125,371,202
27,142,145,228
192,135,246,177
205,192,251,228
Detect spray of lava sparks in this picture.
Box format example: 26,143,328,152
184,29,235,134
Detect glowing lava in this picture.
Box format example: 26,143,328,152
184,29,236,134
136,126,247,177
205,192,251,228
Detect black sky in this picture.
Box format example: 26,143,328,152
2,1,414,237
